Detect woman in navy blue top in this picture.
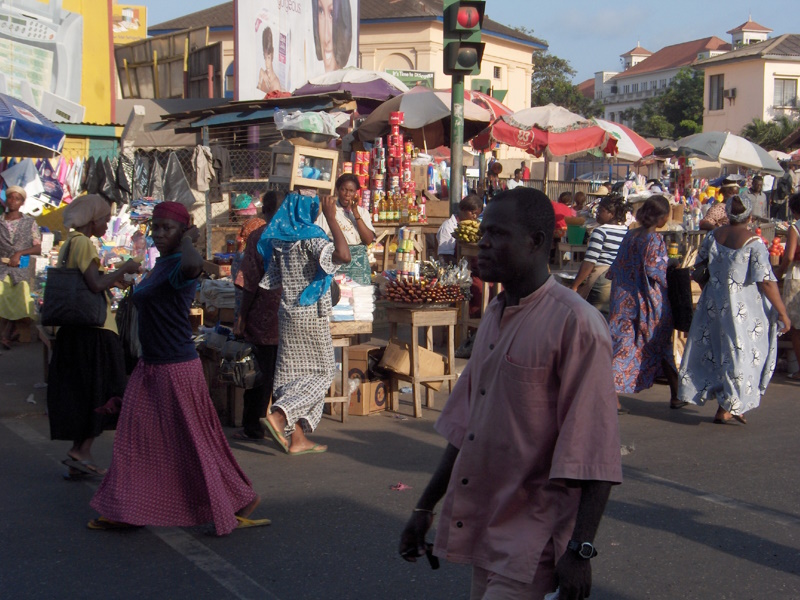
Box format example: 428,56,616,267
89,202,269,534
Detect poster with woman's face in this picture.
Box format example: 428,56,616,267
235,0,359,101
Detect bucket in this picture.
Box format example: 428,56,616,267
566,225,586,245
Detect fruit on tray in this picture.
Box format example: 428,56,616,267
383,277,466,304
454,219,481,243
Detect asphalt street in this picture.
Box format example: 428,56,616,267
1,338,799,599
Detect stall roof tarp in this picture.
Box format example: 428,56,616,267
161,92,356,129
116,98,229,149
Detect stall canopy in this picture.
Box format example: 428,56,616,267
659,131,783,175
0,93,65,158
293,68,409,101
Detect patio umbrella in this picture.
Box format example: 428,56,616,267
670,131,783,175
490,104,617,158
460,90,513,151
591,119,654,162
293,67,409,101
0,93,65,158
354,86,493,149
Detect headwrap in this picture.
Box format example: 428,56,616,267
257,193,332,306
5,185,26,200
153,201,190,225
239,217,266,249
726,195,752,223
63,194,111,229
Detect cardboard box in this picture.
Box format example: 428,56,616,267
349,379,390,416
424,199,452,219
347,343,385,382
203,260,231,278
378,338,446,391
412,164,429,191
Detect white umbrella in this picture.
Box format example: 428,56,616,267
769,149,792,161
672,131,783,175
591,119,654,162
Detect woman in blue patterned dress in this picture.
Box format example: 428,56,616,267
678,195,790,424
257,193,350,455
608,196,684,413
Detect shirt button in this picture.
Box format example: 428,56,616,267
468,433,475,441
456,521,463,528
480,389,486,395
489,344,495,350
461,478,469,485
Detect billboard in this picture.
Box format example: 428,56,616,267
235,0,359,100
386,69,435,89
112,3,146,44
0,0,114,123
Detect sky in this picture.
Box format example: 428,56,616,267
144,0,798,83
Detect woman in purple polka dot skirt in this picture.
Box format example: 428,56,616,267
89,203,268,534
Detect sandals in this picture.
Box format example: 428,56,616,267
235,515,271,529
62,458,107,477
787,372,800,381
87,516,141,531
260,417,289,454
670,399,689,410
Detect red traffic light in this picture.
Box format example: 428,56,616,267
457,6,480,28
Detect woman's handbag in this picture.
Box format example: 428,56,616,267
115,290,141,374
691,259,710,286
219,340,262,389
41,238,107,327
667,266,694,332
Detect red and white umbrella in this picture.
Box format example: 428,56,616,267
460,90,513,151
489,104,618,158
591,119,654,162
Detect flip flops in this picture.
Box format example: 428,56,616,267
260,417,289,454
87,517,141,531
289,444,328,456
62,458,107,477
235,515,271,529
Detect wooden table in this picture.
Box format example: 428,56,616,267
326,320,373,422
386,307,457,418
556,242,588,270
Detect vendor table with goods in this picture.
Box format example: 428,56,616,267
373,225,427,272
385,306,457,418
326,320,374,422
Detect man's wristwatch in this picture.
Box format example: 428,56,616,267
567,540,598,559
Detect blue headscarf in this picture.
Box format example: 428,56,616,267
257,192,333,306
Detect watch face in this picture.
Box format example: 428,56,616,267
579,543,595,559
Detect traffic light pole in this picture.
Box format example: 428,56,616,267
449,74,465,216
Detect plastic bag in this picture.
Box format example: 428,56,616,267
133,154,151,200
162,152,196,208
274,108,338,137
148,157,165,200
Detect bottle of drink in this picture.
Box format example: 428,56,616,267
372,199,380,225
400,196,409,225
392,192,400,223
378,195,387,223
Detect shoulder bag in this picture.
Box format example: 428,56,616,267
41,237,108,327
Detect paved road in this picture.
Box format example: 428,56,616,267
1,340,799,599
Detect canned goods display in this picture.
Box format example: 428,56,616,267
389,111,404,126
374,137,383,147
390,124,401,136
342,161,353,173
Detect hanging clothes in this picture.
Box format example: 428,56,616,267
148,157,165,200
209,143,232,203
162,152,195,207
191,145,215,192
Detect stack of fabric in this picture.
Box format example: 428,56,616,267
331,294,355,322
343,281,375,322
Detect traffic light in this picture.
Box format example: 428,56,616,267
443,0,485,76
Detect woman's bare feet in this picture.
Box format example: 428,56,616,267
287,427,327,455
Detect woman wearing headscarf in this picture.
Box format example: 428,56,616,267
0,186,41,349
46,194,142,477
315,173,375,285
231,216,267,322
678,195,791,424
89,202,268,533
258,193,350,455
608,196,683,413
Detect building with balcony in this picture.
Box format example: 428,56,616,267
594,37,731,126
695,32,800,134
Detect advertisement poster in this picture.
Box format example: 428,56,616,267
235,0,359,100
112,3,146,44
386,70,434,89
0,0,113,123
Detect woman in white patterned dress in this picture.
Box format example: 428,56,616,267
257,193,350,454
678,195,791,424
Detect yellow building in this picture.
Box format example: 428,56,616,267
148,1,546,110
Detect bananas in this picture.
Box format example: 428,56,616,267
455,219,481,243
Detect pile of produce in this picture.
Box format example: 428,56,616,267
454,219,481,243
383,277,465,304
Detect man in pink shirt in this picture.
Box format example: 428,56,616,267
399,187,622,600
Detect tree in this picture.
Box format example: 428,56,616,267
528,51,604,118
741,116,800,150
632,68,703,138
